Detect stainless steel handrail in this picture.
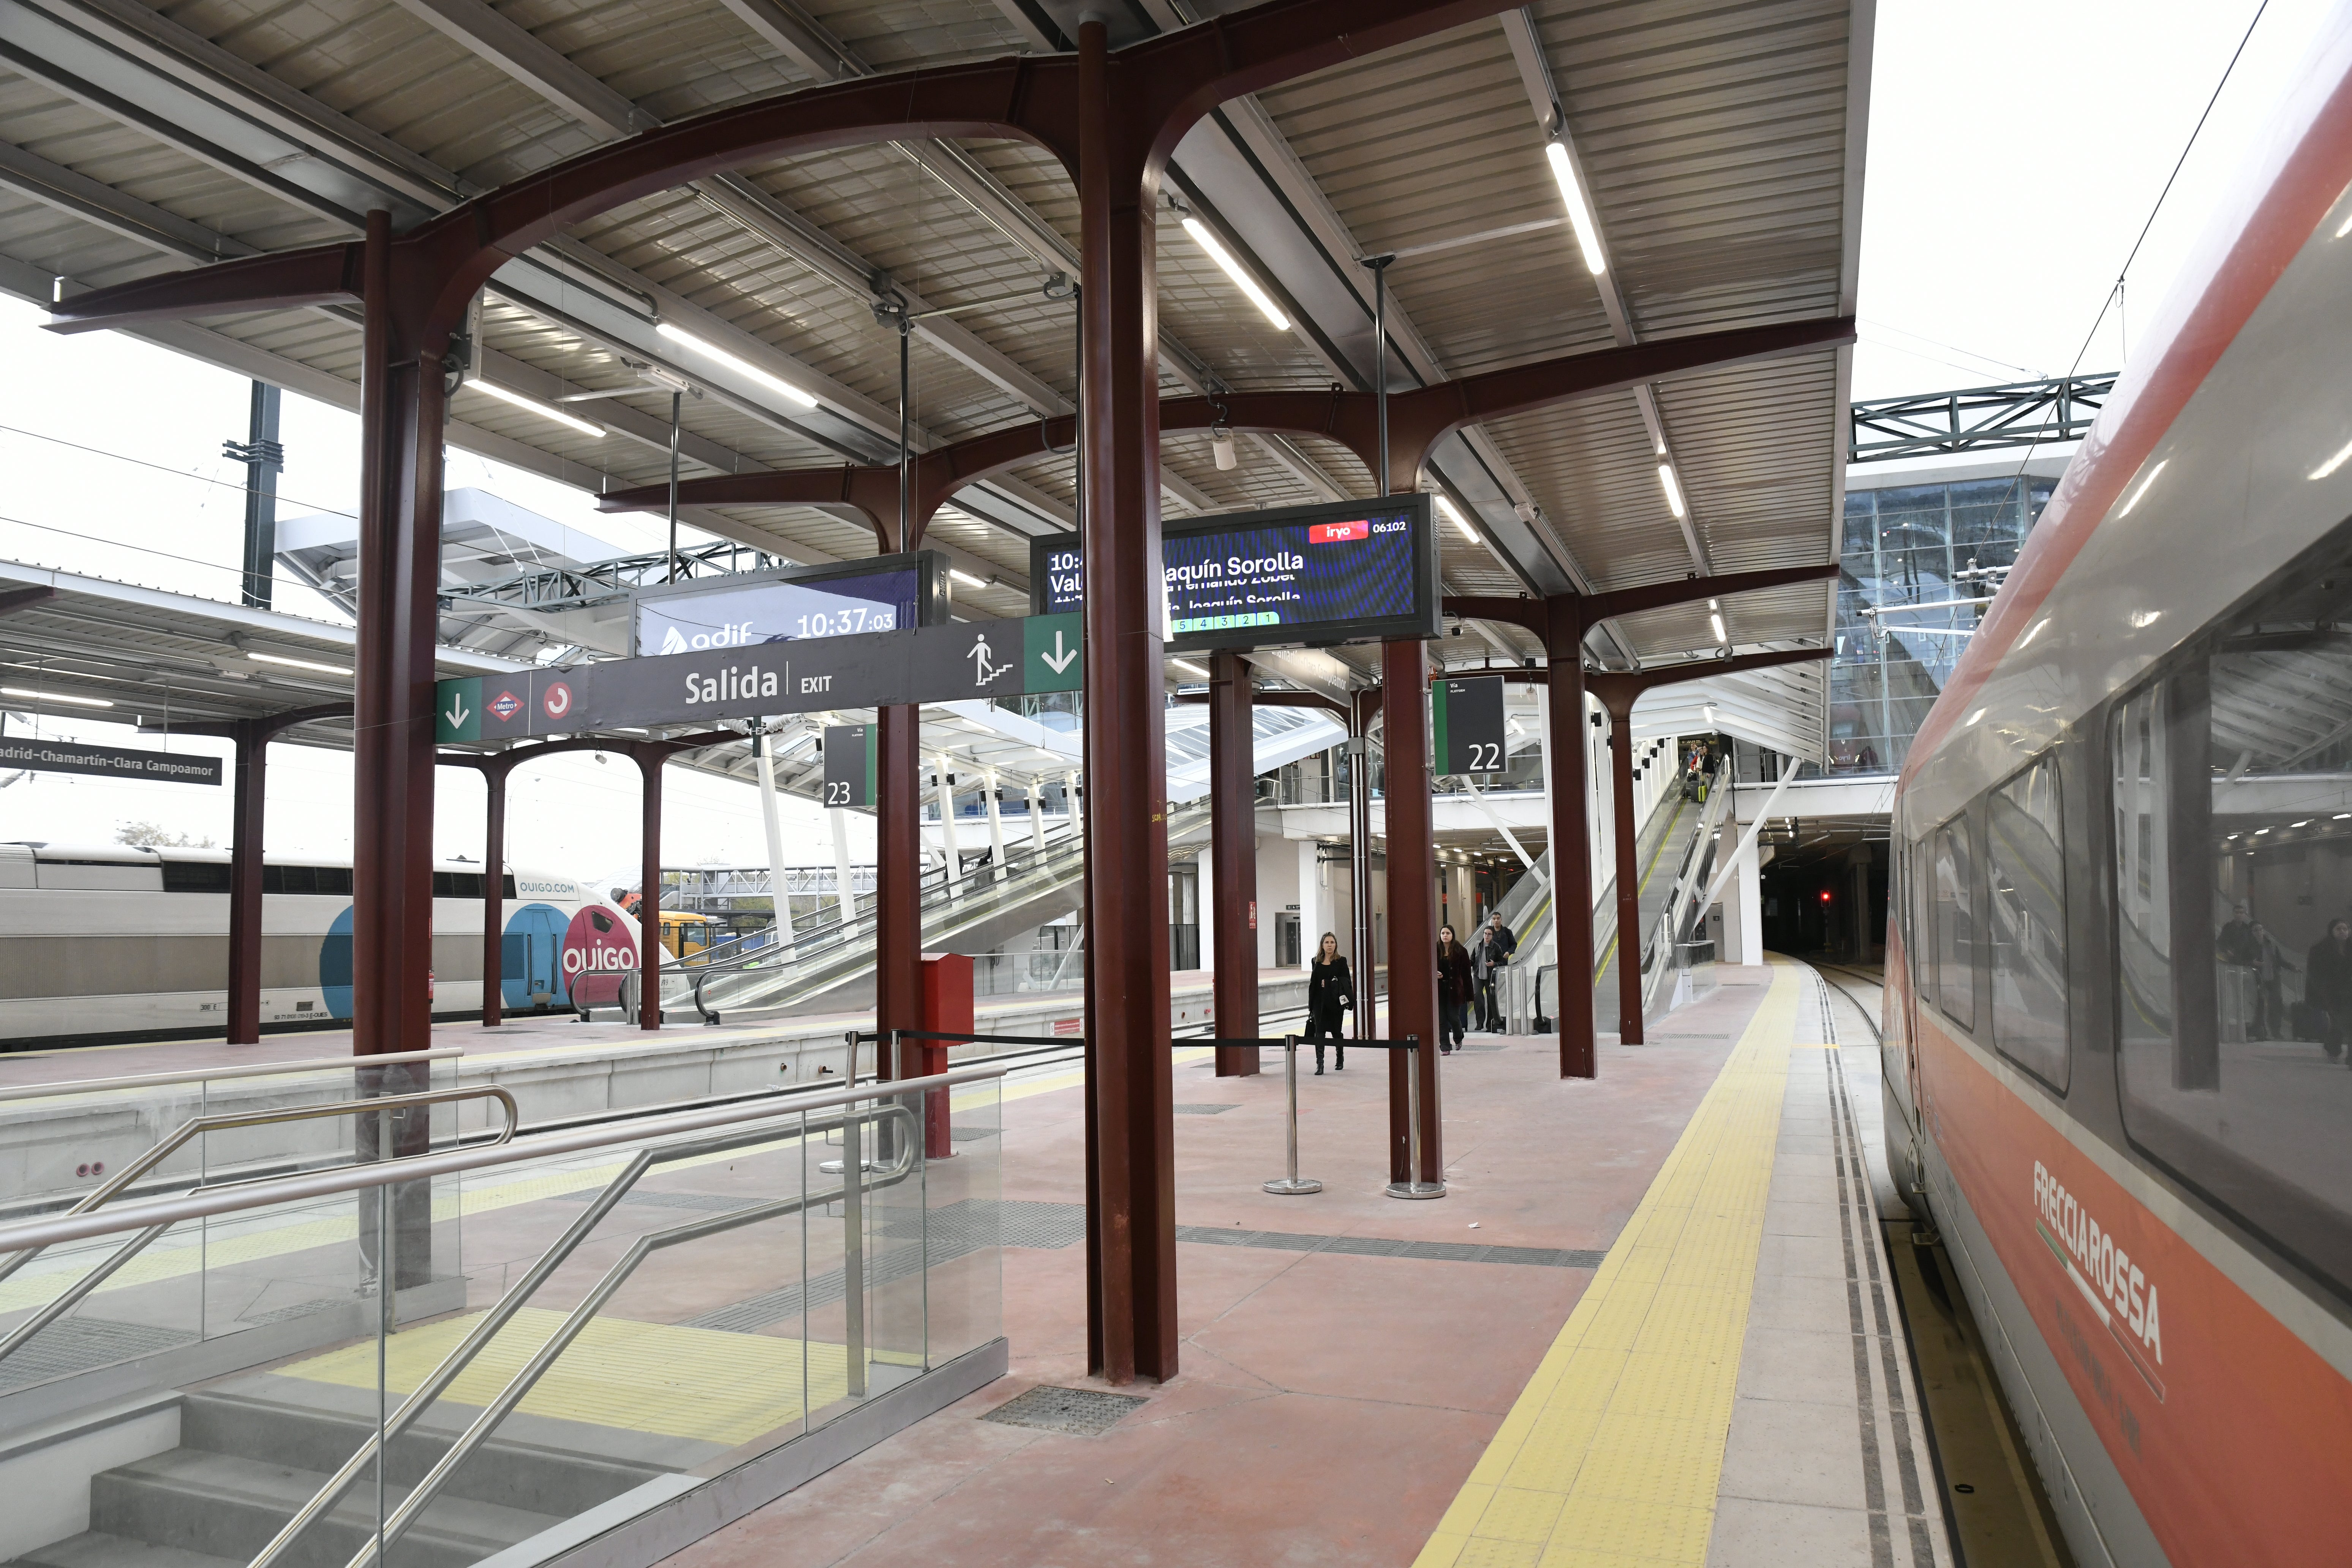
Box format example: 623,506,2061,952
0,1045,466,1105
254,1098,918,1568
0,1083,520,1365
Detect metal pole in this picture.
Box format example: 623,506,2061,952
898,319,911,547
842,1100,866,1397
665,390,681,583
1263,1035,1322,1195
1364,254,1394,496
1386,1036,1445,1199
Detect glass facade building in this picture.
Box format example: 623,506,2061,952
1829,469,2058,775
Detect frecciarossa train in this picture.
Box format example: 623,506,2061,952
0,841,640,1049
1884,16,2352,1565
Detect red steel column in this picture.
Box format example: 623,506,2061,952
225,718,267,1045
638,751,662,1031
1606,696,1644,1045
1381,640,1440,1183
481,762,507,1027
875,704,925,1074
352,207,444,1064
1348,691,1379,1043
1208,650,1260,1076
1078,15,1177,1386
1547,599,1596,1077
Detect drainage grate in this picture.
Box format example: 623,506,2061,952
0,1317,198,1393
982,1383,1148,1437
1172,1103,1241,1115
950,1125,999,1141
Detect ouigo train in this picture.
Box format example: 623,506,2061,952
1883,16,2352,1564
0,841,640,1049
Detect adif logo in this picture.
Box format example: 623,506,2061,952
657,621,755,654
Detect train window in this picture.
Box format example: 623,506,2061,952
2109,547,2352,1288
1933,817,1974,1030
1988,755,2068,1089
1908,838,1931,1006
161,860,231,894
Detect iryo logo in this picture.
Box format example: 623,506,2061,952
561,904,639,979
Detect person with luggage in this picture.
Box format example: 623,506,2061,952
1307,931,1352,1074
1472,910,1517,1032
2306,918,2352,1061
1437,924,1475,1054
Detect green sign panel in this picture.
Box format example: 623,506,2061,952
1022,612,1083,694
435,677,482,744
1432,674,1506,775
822,723,877,809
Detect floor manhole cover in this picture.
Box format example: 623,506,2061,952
1173,1103,1241,1115
982,1384,1148,1437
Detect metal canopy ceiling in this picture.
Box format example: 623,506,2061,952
0,0,1866,708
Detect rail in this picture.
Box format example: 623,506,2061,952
0,1082,519,1368
0,1044,465,1104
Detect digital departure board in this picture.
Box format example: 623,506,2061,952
1029,496,1438,653
633,552,944,656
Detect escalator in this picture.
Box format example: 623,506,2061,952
655,799,1215,1022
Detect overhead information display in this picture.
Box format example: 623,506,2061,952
822,724,877,809
632,552,943,656
1432,675,1507,775
438,612,1083,742
1029,495,1438,653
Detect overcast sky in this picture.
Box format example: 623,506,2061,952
0,0,2336,883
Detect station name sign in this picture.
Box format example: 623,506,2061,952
436,613,1084,743
0,738,222,785
1031,495,1439,653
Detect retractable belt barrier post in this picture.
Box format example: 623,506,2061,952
1262,1036,1322,1196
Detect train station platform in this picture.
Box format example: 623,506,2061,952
652,958,1949,1568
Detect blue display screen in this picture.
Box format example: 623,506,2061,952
1031,499,1431,650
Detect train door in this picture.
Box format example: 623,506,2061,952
319,906,355,1020
503,903,569,1009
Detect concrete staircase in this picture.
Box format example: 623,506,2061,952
12,1375,697,1568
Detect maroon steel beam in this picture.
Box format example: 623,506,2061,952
1208,650,1260,1078
636,749,663,1029
1579,562,1843,627
1585,647,1831,1043
597,318,1852,534
875,704,923,1077
1381,639,1441,1182
1078,14,1178,1385
165,703,351,1046
1348,688,1378,1046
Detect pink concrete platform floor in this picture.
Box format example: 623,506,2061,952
663,969,1778,1568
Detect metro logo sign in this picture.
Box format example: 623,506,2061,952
489,690,523,722
1307,519,1370,544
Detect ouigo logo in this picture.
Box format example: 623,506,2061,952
562,905,637,979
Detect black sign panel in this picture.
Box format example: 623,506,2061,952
439,613,1083,741
630,552,945,656
822,724,876,809
0,737,222,785
1432,675,1506,775
1029,495,1439,653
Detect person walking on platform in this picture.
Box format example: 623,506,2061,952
2306,918,2352,1061
1307,931,1352,1074
1437,924,1475,1054
1472,910,1516,1032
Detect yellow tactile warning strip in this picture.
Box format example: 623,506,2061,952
279,1306,849,1445
1415,962,1799,1568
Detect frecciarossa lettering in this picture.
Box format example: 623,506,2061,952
2035,1160,2164,1382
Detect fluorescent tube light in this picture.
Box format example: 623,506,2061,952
2,686,111,707
1544,139,1606,275
248,651,352,675
1658,463,1687,518
1709,610,1727,643
1181,217,1290,330
1433,494,1479,542
1170,658,1210,679
2117,459,2167,517
654,323,820,409
467,380,604,437
948,568,989,589
2311,436,2352,481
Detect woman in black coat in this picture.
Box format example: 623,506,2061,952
1437,924,1475,1054
1307,931,1352,1074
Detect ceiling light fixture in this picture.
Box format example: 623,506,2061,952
1433,494,1480,543
948,567,989,589
654,323,820,408
468,380,604,438
1709,610,1727,643
2117,459,2168,517
248,651,352,675
2310,436,2352,481
1181,217,1290,330
1543,139,1606,275
2,686,111,708
1658,464,1687,519
1170,658,1210,679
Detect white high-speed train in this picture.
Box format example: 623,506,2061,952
0,841,637,1049
1883,13,2352,1564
